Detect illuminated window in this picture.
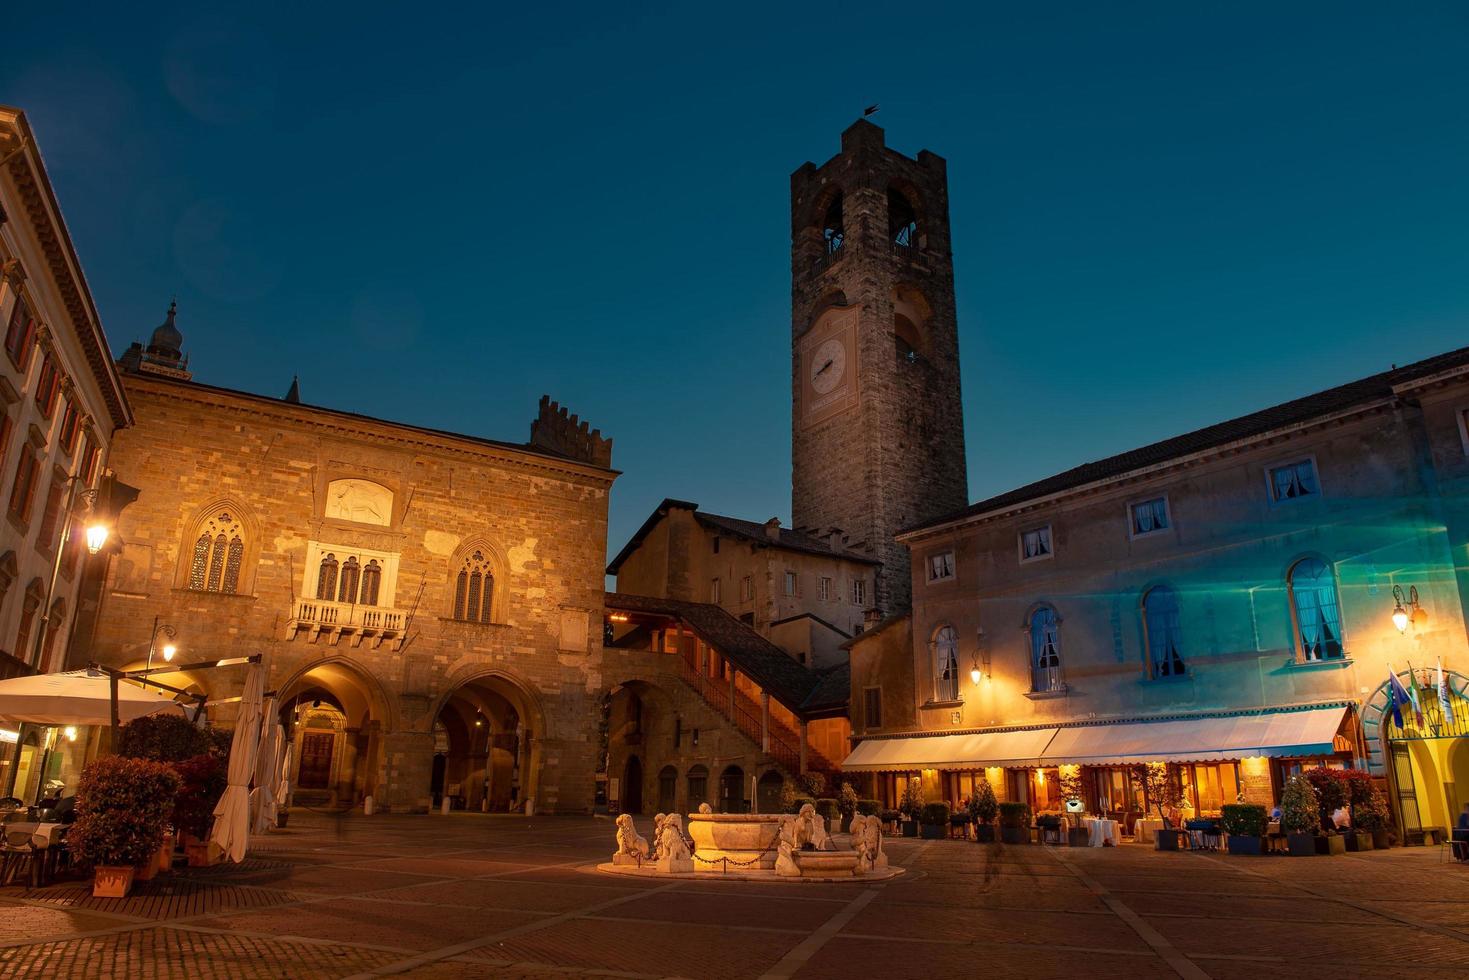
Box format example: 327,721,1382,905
360,560,382,606
453,549,495,623
338,556,360,604
187,511,245,594
932,626,959,701
1029,606,1064,692
1143,585,1185,677
315,553,339,600
58,399,81,456
1288,557,1343,661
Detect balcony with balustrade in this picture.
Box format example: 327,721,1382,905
285,597,408,649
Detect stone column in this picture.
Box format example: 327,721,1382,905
380,730,435,813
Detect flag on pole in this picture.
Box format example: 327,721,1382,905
1405,661,1427,728
1438,657,1456,726
1386,665,1409,730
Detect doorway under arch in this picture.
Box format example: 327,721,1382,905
657,765,678,813
719,765,745,814
624,755,644,814
756,770,784,815
433,672,544,813
276,659,390,808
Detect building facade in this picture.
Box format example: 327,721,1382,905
847,349,1469,840
0,107,133,799
790,120,968,613
72,320,616,813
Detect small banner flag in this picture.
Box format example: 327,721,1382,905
1438,657,1456,726
1406,661,1427,728
1386,665,1409,730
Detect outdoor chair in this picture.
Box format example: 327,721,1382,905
1037,815,1062,845
1447,829,1468,863
1,829,39,888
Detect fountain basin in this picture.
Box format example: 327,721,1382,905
686,813,785,870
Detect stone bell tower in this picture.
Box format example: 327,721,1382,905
789,120,968,613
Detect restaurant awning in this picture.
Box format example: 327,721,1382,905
1038,705,1350,766
0,669,185,726
840,704,1352,772
841,727,1058,772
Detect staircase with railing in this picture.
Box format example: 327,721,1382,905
673,654,839,782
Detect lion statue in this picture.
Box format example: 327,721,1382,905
612,813,650,865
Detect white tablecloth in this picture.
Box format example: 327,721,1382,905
3,821,63,849
1083,817,1119,847
1134,817,1165,844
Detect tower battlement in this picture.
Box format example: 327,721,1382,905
530,395,613,468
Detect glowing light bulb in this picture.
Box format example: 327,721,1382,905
1392,603,1409,634
162,643,177,662
85,523,109,555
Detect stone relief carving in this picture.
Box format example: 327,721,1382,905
325,479,393,527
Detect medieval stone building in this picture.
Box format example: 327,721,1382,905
72,311,616,813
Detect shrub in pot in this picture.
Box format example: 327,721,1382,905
998,801,1030,844
116,714,210,763
878,808,901,833
837,782,860,833
70,756,180,897
919,802,950,840
1220,803,1267,856
969,779,998,843
1343,770,1389,850
899,779,923,837
172,753,228,866
1279,775,1319,857
856,799,881,817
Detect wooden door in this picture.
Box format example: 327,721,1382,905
298,732,335,790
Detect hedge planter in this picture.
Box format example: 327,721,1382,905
1286,832,1316,857
1067,827,1091,848
1315,834,1346,856
1156,829,1187,851
93,866,135,898
134,854,158,882
1371,829,1391,850
1225,835,1263,856
1343,831,1373,852
975,824,996,843
901,821,919,838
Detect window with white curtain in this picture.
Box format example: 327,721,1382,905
1143,585,1186,677
1029,606,1064,692
1020,526,1052,563
932,625,959,701
927,551,955,582
1288,557,1344,661
1268,459,1319,502
1129,497,1170,537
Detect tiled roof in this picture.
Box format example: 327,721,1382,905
840,612,910,651
606,499,879,575
801,662,851,714
904,345,1469,536
604,591,842,715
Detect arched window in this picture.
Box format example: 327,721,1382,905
338,556,360,604
888,187,917,247
932,625,959,701
453,548,496,623
360,560,382,606
687,764,709,807
822,192,844,256
1143,586,1185,678
188,510,246,593
1029,606,1064,693
1288,558,1343,662
316,553,339,601
15,578,43,663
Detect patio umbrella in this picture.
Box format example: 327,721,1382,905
209,661,264,863
0,669,185,726
250,695,277,833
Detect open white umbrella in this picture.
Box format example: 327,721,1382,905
209,662,264,863
251,698,280,834
0,669,185,726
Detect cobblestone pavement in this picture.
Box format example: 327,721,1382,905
1,812,1465,979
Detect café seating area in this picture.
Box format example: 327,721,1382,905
0,796,75,888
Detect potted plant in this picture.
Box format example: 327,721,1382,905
837,782,860,833
878,808,902,834
1220,803,1267,856
1279,775,1319,857
1341,770,1381,851
69,756,180,898
1352,782,1392,851
172,753,228,867
1302,768,1347,855
919,802,950,839
999,801,1030,844
969,779,998,843
1132,762,1188,850
899,779,923,837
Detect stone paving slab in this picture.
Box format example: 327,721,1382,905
800,935,1176,980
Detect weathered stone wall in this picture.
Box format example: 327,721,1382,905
790,120,969,614
73,374,615,813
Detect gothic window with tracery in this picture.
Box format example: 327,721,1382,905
316,553,339,600
339,556,360,604
361,560,382,606
188,511,245,594
453,549,495,623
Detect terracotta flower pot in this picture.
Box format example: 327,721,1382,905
186,842,212,867
93,866,135,898
157,835,174,873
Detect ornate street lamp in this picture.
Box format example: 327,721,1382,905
1391,585,1422,634
141,617,178,690
970,626,991,685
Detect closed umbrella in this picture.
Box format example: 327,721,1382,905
209,662,264,863
251,696,278,833
0,669,184,726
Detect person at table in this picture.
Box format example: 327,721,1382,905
1454,804,1469,861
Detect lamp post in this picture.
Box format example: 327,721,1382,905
1391,585,1422,634
29,477,109,671
141,617,178,690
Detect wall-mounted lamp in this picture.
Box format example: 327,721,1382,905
63,726,77,742
970,626,991,685
1391,585,1423,634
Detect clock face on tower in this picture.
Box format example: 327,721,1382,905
809,338,847,395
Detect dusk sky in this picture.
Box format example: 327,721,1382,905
8,3,1468,563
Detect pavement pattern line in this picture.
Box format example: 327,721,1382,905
1045,846,1211,980
337,880,686,978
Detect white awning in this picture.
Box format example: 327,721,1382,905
841,727,1057,772
1039,705,1350,766
0,669,186,726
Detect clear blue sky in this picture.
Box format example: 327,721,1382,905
8,3,1469,569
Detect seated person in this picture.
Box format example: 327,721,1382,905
1331,806,1351,830
1269,804,1283,822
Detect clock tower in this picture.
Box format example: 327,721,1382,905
790,120,968,612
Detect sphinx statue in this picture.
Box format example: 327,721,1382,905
656,813,693,873
613,813,649,865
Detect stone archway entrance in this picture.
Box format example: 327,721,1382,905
720,765,745,814
433,672,544,813
623,755,644,814
1365,667,1469,841
277,659,390,808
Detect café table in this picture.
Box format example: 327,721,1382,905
1083,817,1119,847
2,822,66,887
1134,817,1165,844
